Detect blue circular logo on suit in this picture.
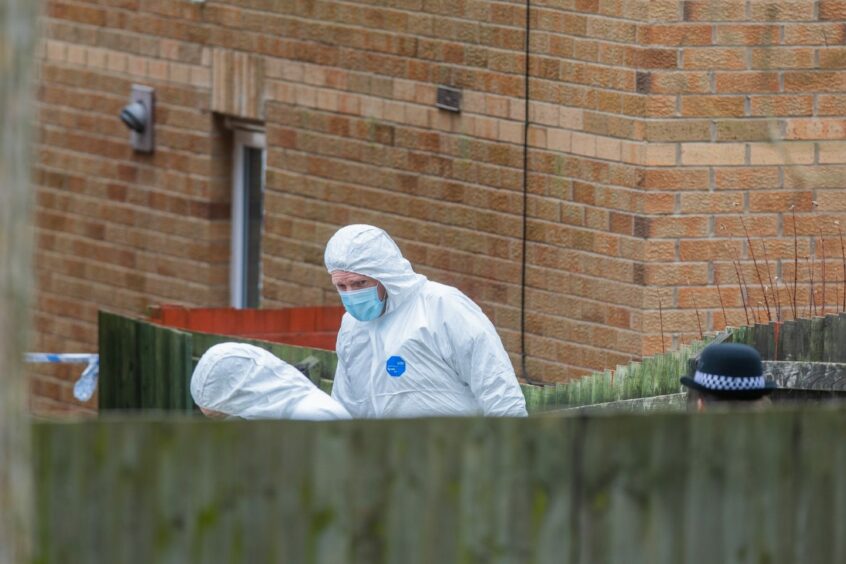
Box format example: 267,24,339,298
386,356,406,377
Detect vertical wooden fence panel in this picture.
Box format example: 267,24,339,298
32,409,846,564
830,314,846,362
525,416,577,563
791,409,846,563
99,311,141,410
137,321,158,409
169,327,195,410
0,0,40,560
779,319,796,361
100,312,194,412
753,323,772,360
790,319,812,361
809,317,826,363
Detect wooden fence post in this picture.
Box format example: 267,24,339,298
0,0,40,561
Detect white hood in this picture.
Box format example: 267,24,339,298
324,224,427,315
190,342,350,420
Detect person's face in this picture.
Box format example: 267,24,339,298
330,271,386,300
686,389,772,412
199,406,227,419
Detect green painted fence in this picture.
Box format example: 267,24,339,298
34,407,846,564
99,310,846,414
98,311,339,412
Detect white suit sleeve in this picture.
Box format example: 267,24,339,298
291,389,351,420
330,358,357,416
442,294,528,417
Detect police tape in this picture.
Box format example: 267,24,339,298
25,353,100,402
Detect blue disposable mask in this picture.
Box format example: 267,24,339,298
340,286,385,321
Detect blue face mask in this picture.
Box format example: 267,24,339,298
339,286,386,321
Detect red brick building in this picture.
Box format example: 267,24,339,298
31,0,846,415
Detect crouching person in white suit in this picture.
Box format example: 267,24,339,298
190,342,351,420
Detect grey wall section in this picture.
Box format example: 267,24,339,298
34,408,846,564
0,0,40,561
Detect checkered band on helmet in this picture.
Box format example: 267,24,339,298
693,370,766,391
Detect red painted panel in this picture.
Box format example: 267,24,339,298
148,305,345,351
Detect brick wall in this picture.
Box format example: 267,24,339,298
637,1,846,355
33,2,231,415
31,0,846,414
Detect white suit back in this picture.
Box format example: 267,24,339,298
190,342,351,420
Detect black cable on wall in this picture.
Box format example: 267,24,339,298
519,0,543,386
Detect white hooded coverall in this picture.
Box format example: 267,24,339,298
324,224,528,418
190,342,351,420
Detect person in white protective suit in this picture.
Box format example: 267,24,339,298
324,224,528,418
190,342,351,420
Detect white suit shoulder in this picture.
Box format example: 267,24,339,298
419,281,494,333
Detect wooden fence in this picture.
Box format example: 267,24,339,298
99,311,846,414
98,311,339,412
2,1,40,560
728,313,846,362
99,311,707,414
34,407,846,564
534,313,846,410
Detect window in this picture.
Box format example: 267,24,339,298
230,129,266,308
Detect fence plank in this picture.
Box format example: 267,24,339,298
99,311,141,410
1,1,40,560
823,315,838,363
833,314,846,363
174,329,193,410
809,317,826,362
792,409,846,563
779,319,797,361
137,321,157,409
754,323,774,359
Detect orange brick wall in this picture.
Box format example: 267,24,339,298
31,0,846,414
637,1,846,354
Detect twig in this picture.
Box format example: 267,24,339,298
688,277,704,340
715,270,728,329
761,239,780,322
657,290,665,354
725,240,752,325
780,276,796,321
791,205,799,319
838,221,846,312
731,258,751,326
808,252,815,318
740,216,771,322
819,227,827,317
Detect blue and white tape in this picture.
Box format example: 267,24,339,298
25,353,100,402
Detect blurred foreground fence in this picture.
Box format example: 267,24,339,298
34,408,846,564
99,310,846,414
